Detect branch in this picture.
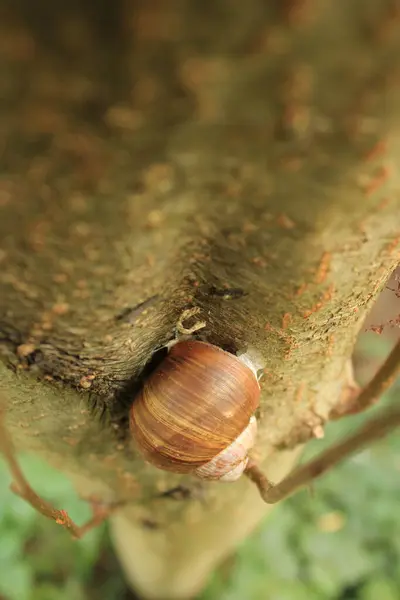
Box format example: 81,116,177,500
246,402,400,503
331,339,400,419
0,401,118,539
246,340,400,503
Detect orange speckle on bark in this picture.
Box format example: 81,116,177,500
284,341,299,360
283,0,315,26
282,312,292,329
377,198,390,210
315,252,331,284
262,369,274,380
323,284,335,302
251,256,267,267
363,140,387,162
295,382,306,403
303,284,334,318
53,273,68,283
385,237,400,256
52,302,70,315
295,282,308,296
41,319,53,331
243,221,258,233
326,334,335,356
277,213,296,230
364,165,391,196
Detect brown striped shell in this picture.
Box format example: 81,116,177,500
129,340,260,479
195,416,257,481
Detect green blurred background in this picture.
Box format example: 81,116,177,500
1,331,399,600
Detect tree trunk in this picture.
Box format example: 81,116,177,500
1,1,399,598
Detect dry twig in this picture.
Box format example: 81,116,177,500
331,339,400,419
0,403,118,539
246,403,400,503
246,339,400,503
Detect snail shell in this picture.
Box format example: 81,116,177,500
129,340,260,481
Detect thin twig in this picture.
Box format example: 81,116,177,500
0,405,117,539
246,340,400,503
246,403,400,504
331,339,400,419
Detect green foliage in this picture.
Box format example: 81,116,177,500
0,336,399,600
201,384,400,600
0,458,104,600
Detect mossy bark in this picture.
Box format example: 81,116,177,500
1,1,400,598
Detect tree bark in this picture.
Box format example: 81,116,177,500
1,1,400,598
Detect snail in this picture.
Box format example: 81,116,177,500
129,340,262,482
130,338,400,504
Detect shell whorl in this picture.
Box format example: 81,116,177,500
195,416,258,481
130,340,260,474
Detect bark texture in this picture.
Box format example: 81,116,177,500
1,1,400,598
